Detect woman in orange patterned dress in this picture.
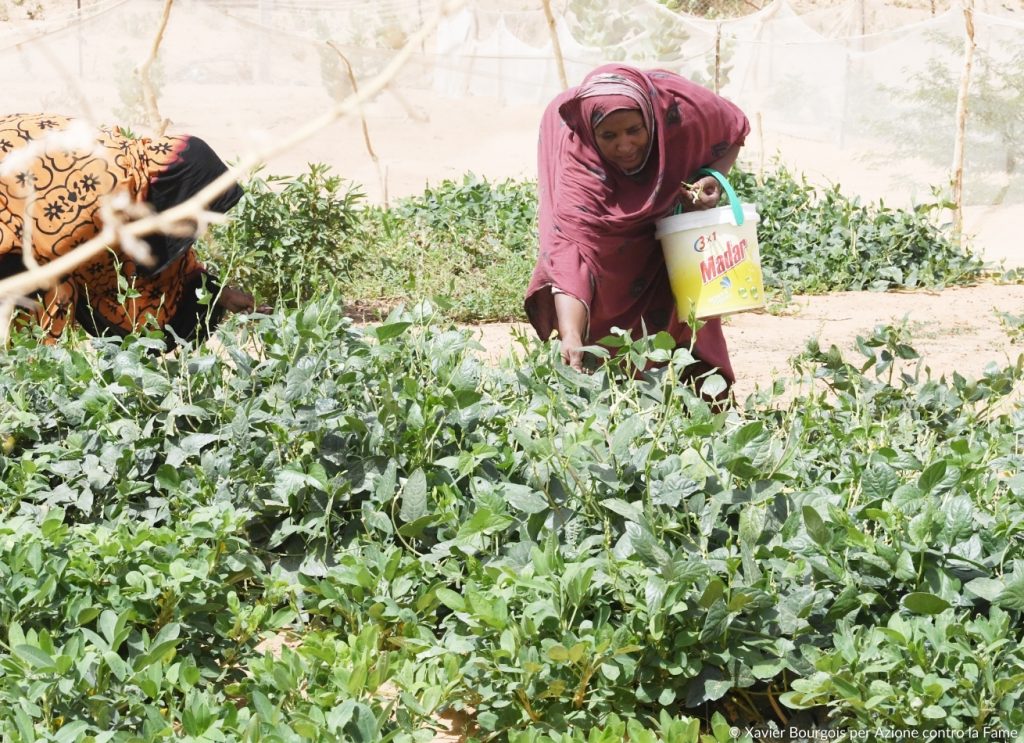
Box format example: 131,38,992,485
0,113,254,347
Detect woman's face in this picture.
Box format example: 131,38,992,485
593,109,649,173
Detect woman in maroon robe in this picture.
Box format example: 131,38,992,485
524,64,749,388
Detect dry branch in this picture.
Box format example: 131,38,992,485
951,0,975,242
138,0,174,136
328,40,388,206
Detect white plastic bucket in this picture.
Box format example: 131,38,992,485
655,172,765,320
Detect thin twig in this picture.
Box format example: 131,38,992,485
327,40,388,206
139,0,174,135
766,684,789,725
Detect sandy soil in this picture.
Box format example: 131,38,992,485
464,283,1024,402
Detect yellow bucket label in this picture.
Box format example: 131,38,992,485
657,205,765,319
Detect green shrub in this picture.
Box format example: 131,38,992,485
201,163,365,307
344,173,538,321
783,609,1024,732
730,164,987,294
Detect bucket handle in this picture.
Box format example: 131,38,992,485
695,167,745,226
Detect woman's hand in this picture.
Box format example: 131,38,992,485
681,175,722,211
560,332,585,372
681,143,742,212
217,285,256,314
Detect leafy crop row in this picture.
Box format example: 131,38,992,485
2,302,1022,740
201,164,986,321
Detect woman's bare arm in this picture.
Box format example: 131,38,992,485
554,291,587,371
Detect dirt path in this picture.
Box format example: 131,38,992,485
462,284,1024,401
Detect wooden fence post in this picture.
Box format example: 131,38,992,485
542,0,569,90
951,0,975,242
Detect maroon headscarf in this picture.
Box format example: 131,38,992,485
525,64,750,383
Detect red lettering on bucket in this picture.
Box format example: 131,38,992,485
699,239,747,284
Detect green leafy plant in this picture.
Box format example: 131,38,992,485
345,173,539,321
731,165,987,295
997,309,1024,342
201,163,365,307
782,609,1024,732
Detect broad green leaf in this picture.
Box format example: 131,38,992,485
738,504,766,549
600,662,621,682
7,623,25,649
602,498,644,523
965,577,1004,603
375,459,398,500
457,507,514,539
610,415,644,459
136,623,182,670
901,592,951,615
273,467,323,498
14,644,55,670
802,505,830,546
727,591,754,612
645,576,667,614
348,702,379,742
861,463,900,500
997,577,1024,611
892,483,924,511
435,588,466,612
778,690,818,710
546,644,570,662
504,485,548,514
104,651,129,682
702,374,728,400
13,708,33,740
710,711,732,741
54,721,89,743
154,463,181,491
895,550,917,582
628,522,670,567
732,420,766,449
917,460,948,494
700,600,731,643
699,578,725,609
327,699,356,732
908,509,936,545
252,690,275,722
400,468,429,523
179,432,221,455
397,514,435,538
942,495,974,543
284,361,315,401
373,321,412,340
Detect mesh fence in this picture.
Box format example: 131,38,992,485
2,0,1022,264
